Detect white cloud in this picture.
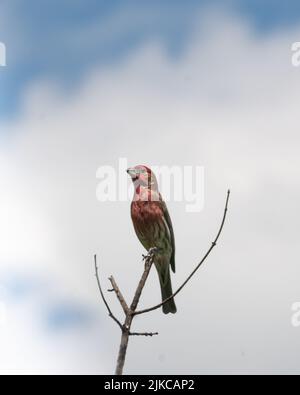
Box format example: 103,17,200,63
0,299,113,375
1,10,300,374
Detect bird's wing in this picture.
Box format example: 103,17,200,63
159,195,176,273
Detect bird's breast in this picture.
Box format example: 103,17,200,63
131,201,172,256
131,201,163,242
131,201,163,223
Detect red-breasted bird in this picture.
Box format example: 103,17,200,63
127,165,177,314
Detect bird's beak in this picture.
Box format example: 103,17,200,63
127,168,137,179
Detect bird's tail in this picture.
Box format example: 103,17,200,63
157,263,177,314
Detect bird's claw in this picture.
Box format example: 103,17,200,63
142,247,162,265
149,247,159,255
143,247,160,261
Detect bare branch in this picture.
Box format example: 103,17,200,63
129,332,159,337
129,254,155,312
114,253,156,375
109,276,130,315
95,189,231,375
94,255,123,331
134,190,231,316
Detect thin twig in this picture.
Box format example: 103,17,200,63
130,254,154,312
94,255,123,331
109,276,130,315
133,190,231,316
129,332,159,336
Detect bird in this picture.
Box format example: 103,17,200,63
127,165,177,314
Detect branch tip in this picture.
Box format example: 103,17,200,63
94,254,123,331
134,189,231,316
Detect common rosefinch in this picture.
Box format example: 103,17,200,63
127,165,177,314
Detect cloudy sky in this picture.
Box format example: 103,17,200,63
1,0,300,375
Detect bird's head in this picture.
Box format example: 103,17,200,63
127,165,158,191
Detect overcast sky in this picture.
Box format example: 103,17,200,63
1,1,300,375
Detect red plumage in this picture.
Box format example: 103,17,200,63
127,165,177,314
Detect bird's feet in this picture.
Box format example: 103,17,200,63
143,247,161,261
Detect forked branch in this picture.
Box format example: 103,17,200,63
95,190,230,375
